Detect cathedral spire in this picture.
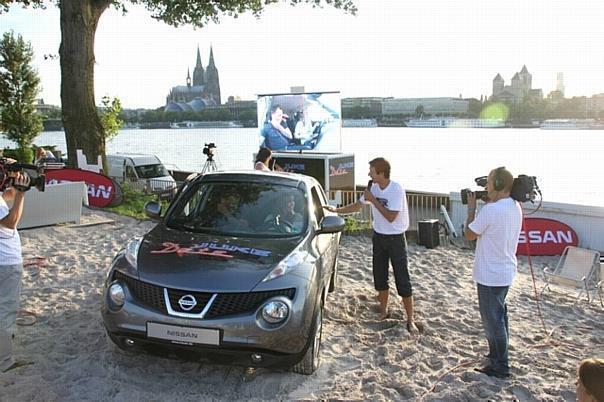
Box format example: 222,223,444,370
186,68,191,87
196,46,202,67
193,46,204,86
208,45,215,68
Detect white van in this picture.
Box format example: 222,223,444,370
107,153,176,192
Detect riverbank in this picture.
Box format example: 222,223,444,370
1,208,600,401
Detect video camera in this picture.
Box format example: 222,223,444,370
461,174,539,204
203,143,216,157
0,158,46,192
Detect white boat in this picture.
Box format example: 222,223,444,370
406,118,505,128
170,121,244,129
540,119,604,130
342,118,378,128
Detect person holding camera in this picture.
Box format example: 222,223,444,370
464,166,522,379
323,158,419,332
0,169,31,373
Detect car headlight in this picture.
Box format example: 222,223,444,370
261,300,289,324
108,282,125,308
125,237,143,269
262,248,308,282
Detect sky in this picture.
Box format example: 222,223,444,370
2,0,604,109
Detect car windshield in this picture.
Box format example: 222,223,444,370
135,164,168,179
166,182,308,237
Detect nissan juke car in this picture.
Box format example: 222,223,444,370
101,171,344,374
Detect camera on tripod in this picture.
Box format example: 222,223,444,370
203,143,216,157
461,174,539,204
0,158,46,192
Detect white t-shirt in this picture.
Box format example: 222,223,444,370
361,180,409,235
0,196,23,265
469,197,522,287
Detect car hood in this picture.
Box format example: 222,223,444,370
135,224,303,292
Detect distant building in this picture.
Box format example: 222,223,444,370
491,65,543,103
341,97,386,115
34,99,60,115
588,93,604,113
382,97,469,116
165,46,221,112
556,72,565,96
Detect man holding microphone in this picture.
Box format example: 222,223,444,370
324,157,418,332
465,166,522,379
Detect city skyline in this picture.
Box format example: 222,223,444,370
2,0,604,109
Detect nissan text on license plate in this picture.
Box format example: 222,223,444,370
147,322,220,345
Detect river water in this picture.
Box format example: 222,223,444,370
2,127,602,207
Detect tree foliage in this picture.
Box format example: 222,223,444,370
0,31,42,151
99,96,124,141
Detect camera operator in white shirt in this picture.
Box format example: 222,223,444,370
465,166,522,379
0,168,31,373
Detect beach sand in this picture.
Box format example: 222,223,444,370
1,207,602,401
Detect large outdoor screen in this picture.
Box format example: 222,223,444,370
257,91,341,152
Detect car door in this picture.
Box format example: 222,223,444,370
310,186,335,290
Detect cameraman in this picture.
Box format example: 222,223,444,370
0,169,31,373
464,167,522,379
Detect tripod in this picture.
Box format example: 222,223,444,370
201,154,218,174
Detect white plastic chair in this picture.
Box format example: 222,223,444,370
594,262,603,308
76,149,102,173
541,246,600,303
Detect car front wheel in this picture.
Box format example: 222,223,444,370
292,303,323,375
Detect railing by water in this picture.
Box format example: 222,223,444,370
328,189,450,231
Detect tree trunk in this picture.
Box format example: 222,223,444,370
59,0,110,168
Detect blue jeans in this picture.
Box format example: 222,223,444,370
0,264,23,371
477,283,510,374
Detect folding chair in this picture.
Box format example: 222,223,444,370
594,262,603,308
541,246,600,303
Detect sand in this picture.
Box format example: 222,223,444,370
1,207,602,401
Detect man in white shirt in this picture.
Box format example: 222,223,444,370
324,158,418,332
0,169,31,373
465,167,522,379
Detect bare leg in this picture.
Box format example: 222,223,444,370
377,290,389,319
402,296,419,333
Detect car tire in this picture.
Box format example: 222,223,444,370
292,303,323,375
328,253,339,293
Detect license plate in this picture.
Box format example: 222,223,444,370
147,323,219,345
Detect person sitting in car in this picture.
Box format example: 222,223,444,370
264,193,304,233
207,192,250,231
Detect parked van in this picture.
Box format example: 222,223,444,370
107,153,176,192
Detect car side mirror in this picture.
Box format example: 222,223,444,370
145,201,162,220
317,215,345,234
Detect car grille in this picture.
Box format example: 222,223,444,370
113,271,295,319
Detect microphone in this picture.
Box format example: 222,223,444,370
367,180,373,190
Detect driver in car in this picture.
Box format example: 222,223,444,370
265,193,303,233
209,192,250,231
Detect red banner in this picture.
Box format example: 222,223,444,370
45,168,121,208
517,218,578,256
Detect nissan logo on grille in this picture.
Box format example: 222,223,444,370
178,294,197,311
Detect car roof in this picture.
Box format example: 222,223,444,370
107,153,161,164
192,170,319,189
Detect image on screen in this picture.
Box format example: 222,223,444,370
257,92,341,152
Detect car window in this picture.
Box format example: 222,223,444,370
167,181,308,237
135,164,168,179
310,187,325,226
